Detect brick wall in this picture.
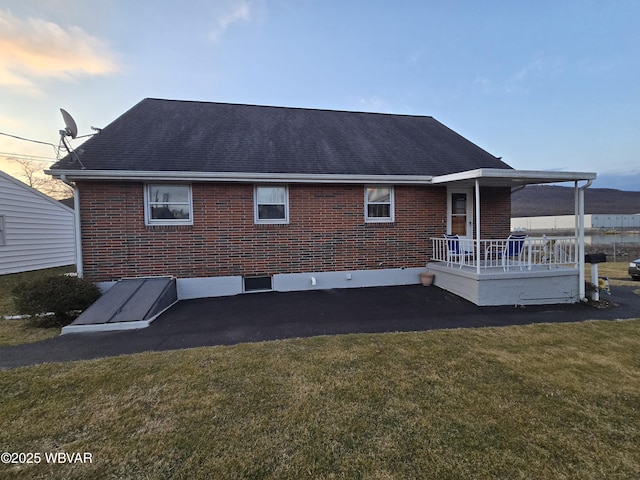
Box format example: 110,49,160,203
77,181,509,282
479,187,512,238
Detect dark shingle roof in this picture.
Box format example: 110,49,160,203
51,98,512,176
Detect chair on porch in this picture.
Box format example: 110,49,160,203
542,237,573,268
487,234,528,271
444,234,474,268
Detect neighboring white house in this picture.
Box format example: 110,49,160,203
0,170,76,275
512,213,640,231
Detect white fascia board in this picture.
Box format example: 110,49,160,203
430,168,597,185
46,169,434,185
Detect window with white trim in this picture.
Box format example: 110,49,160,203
365,186,394,222
145,184,193,225
254,186,289,224
0,215,5,245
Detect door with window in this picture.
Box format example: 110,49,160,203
447,187,474,238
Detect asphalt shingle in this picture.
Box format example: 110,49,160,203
51,98,512,176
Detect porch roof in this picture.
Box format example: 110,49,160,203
433,168,596,302
430,168,596,187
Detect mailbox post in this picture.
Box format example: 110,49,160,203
585,253,607,301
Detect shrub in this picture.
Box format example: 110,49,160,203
12,275,101,328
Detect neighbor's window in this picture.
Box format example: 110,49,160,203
0,215,5,245
254,186,289,224
365,186,394,222
145,184,192,225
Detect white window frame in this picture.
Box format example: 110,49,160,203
254,185,289,224
365,186,394,223
144,184,193,226
0,215,5,246
446,186,473,239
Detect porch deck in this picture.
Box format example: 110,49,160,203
428,236,581,306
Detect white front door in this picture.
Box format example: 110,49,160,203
447,187,474,239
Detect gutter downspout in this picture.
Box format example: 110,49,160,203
576,179,593,301
60,174,83,278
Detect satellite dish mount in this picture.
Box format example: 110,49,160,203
58,108,85,169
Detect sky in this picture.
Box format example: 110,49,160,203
1,0,639,190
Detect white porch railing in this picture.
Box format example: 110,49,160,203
431,236,578,271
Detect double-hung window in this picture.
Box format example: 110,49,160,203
145,184,193,225
365,186,394,222
254,186,289,224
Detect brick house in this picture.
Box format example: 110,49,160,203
48,99,595,305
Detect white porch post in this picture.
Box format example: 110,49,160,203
475,179,481,274
575,180,579,267
575,180,590,301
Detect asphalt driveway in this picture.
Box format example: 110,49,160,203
2,284,639,369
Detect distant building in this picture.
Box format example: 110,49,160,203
0,170,76,275
512,214,640,231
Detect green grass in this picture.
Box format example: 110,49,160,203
0,267,74,346
586,261,640,297
1,320,639,479
586,260,640,283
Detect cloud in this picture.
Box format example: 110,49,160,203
512,59,544,82
594,171,640,191
475,58,563,96
358,95,387,112
0,114,28,131
0,9,120,95
208,0,253,43
406,50,423,66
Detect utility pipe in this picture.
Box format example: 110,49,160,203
60,174,83,278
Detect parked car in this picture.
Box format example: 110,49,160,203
630,259,640,280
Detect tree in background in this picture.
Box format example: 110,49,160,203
8,157,73,200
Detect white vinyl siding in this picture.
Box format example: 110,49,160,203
0,171,76,275
365,186,394,222
145,184,193,225
254,186,289,224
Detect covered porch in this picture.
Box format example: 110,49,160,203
426,169,597,306
429,235,581,306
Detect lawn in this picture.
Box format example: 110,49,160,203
586,260,640,288
0,267,74,346
1,319,639,479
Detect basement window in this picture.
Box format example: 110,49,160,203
243,276,273,292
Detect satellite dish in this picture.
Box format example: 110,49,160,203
57,108,85,169
60,108,78,139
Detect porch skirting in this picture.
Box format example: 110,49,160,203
427,263,580,306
